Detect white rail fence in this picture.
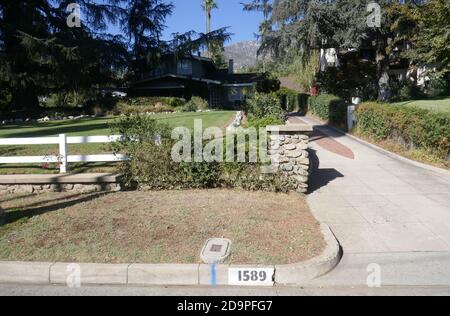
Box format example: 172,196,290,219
0,134,127,173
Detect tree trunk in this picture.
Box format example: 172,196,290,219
376,32,391,101
207,11,212,33
205,11,212,58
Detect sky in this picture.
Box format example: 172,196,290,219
163,0,262,44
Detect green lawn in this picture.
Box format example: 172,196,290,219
0,111,235,174
391,97,450,112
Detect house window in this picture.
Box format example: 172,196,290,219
177,59,192,75
228,87,243,101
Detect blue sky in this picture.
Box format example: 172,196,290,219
163,0,262,43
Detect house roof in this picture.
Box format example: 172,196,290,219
207,71,264,84
132,53,264,88
132,74,222,86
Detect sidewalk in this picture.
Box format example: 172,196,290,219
289,115,450,286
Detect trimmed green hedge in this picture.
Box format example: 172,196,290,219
245,92,284,120
308,94,348,125
356,102,450,159
275,88,309,114
276,88,298,112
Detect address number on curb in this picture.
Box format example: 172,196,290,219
228,268,275,286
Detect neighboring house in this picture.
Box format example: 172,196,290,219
130,54,264,109
320,48,340,72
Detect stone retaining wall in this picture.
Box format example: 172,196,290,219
0,183,121,195
267,125,313,194
0,173,121,195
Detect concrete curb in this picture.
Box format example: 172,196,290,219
0,225,341,287
274,224,342,285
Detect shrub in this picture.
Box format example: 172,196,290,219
427,77,450,98
391,82,426,102
114,97,187,115
356,102,450,159
110,115,297,192
181,96,208,112
298,93,310,115
247,115,284,130
245,93,284,120
275,88,299,112
308,94,348,125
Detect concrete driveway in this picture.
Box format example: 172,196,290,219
289,116,450,287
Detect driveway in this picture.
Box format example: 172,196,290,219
289,116,450,286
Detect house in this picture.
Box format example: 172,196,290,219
130,54,264,109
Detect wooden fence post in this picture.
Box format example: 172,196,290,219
59,134,68,173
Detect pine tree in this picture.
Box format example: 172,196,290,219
122,0,173,79
0,0,128,112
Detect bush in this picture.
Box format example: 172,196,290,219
45,90,97,108
110,115,297,192
114,97,187,115
356,102,450,159
247,115,284,130
308,94,348,125
245,93,284,120
427,77,450,98
298,93,310,115
391,82,426,102
181,96,208,112
275,88,299,112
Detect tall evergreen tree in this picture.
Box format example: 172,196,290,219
259,0,421,100
242,0,272,37
0,0,233,112
122,0,173,79
0,0,128,112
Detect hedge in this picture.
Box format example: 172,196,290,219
111,115,298,192
275,88,309,114
356,102,450,159
245,92,284,120
308,94,348,125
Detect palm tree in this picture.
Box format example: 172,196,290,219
202,0,218,34
242,0,273,72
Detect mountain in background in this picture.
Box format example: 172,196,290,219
224,41,260,70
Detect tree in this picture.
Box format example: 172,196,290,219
201,0,218,59
392,0,450,84
242,0,272,37
169,28,232,63
241,0,273,71
258,0,418,100
202,0,218,34
122,0,174,79
200,0,229,66
0,0,128,113
0,0,232,113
